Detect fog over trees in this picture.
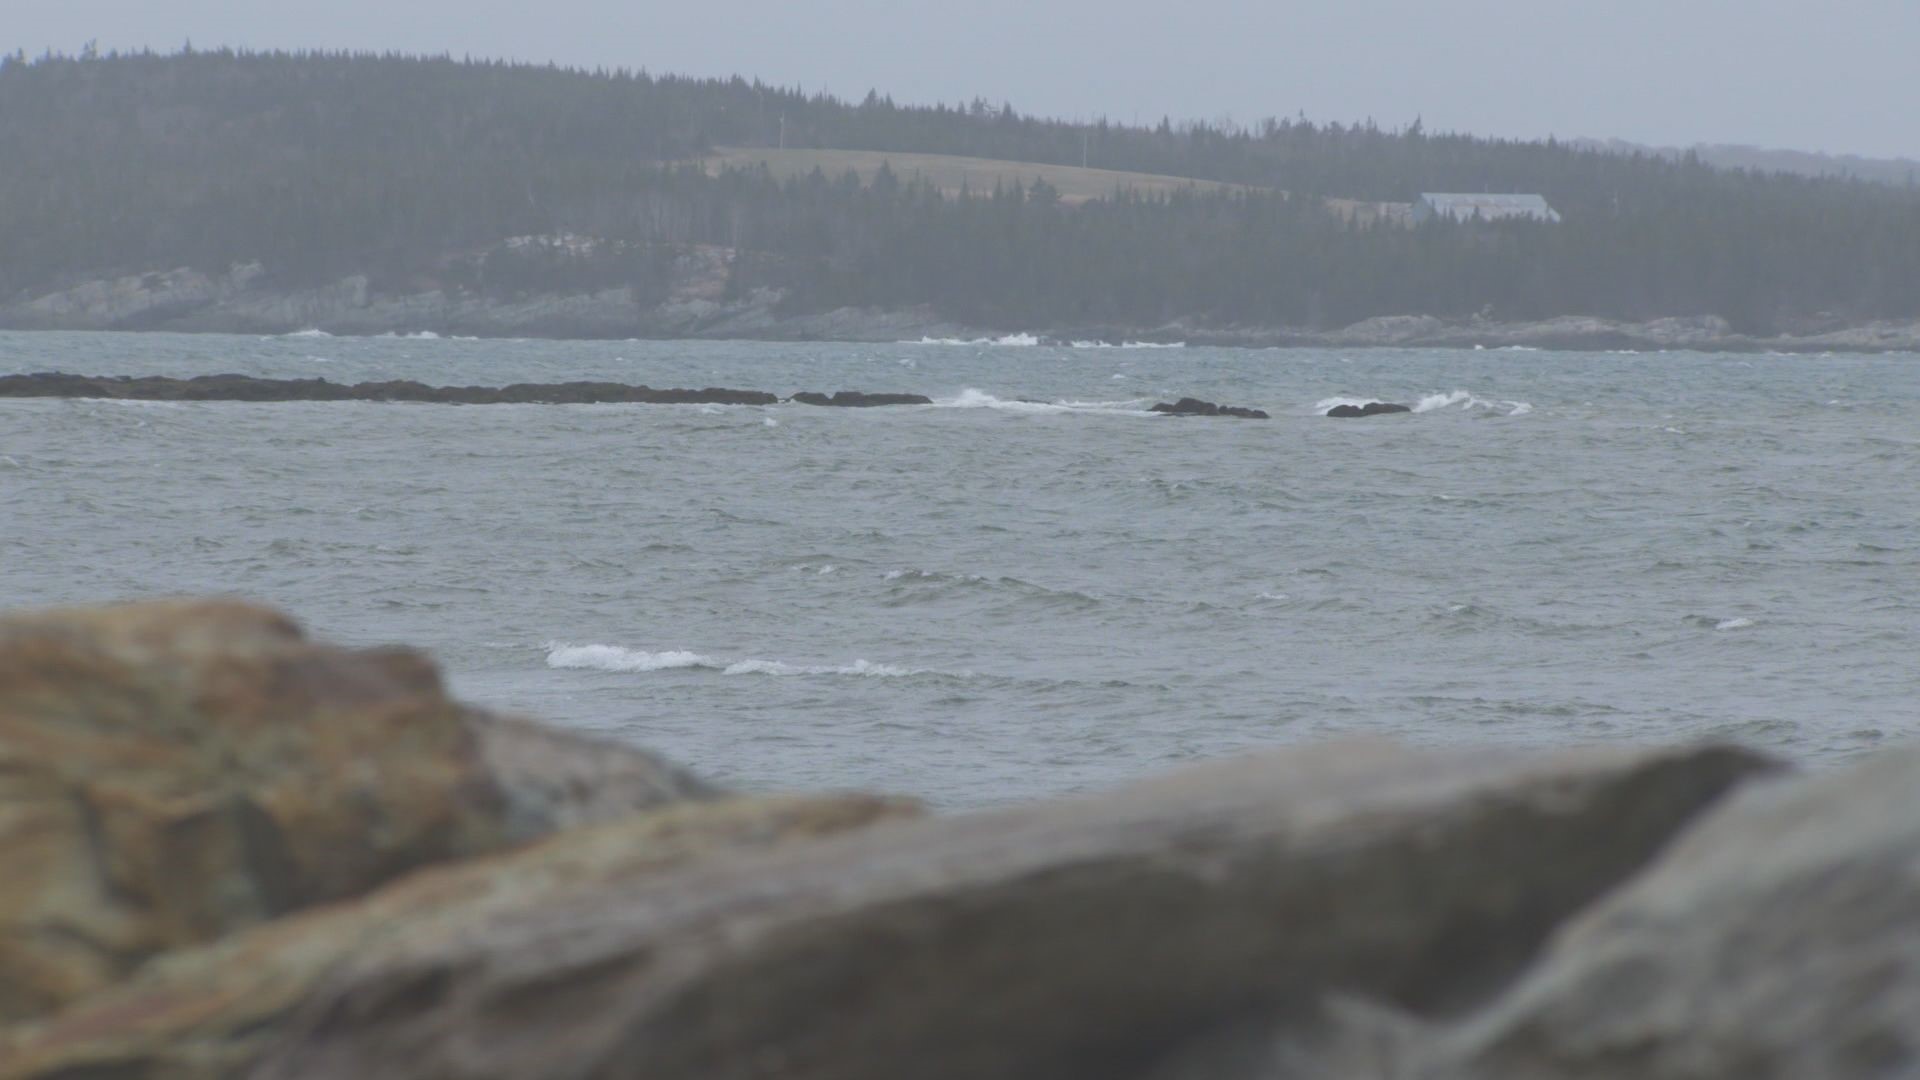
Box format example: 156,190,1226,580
4,49,1918,331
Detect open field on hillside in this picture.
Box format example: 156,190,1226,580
697,147,1263,204
698,147,1409,224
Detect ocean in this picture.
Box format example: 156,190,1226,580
2,330,1913,806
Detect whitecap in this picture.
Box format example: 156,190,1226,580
937,389,1154,416
762,417,779,427
1070,340,1186,350
722,658,912,678
545,643,717,672
1413,390,1532,416
1313,395,1387,412
285,328,332,338
1715,617,1756,631
904,333,1041,347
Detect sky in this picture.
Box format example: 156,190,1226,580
8,0,1920,159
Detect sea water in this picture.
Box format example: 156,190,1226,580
2,331,1913,805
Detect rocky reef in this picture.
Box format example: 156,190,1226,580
1150,397,1271,419
787,391,934,407
0,373,780,406
1325,401,1413,418
0,600,1914,1079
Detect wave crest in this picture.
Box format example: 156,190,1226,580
546,642,928,678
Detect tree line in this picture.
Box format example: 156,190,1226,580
2,48,1917,331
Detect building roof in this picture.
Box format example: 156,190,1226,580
1416,193,1562,222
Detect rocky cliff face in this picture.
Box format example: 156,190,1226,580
0,600,1913,1079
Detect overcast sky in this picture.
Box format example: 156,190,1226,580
9,0,1919,159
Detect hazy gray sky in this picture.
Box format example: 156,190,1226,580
9,0,1920,158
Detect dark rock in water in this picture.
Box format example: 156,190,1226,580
1150,397,1270,419
0,372,779,406
788,391,934,407
1326,401,1413,418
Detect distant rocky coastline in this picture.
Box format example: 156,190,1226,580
1,599,1915,1078
5,264,1919,353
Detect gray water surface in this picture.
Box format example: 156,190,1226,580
2,331,1913,805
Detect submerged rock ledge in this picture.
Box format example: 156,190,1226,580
1,600,1915,1079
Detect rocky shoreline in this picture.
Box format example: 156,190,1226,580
5,265,1919,353
0,600,1914,1078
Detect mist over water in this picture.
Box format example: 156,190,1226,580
2,332,1914,805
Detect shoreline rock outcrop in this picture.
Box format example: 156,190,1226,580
6,265,1920,353
2,598,1916,1080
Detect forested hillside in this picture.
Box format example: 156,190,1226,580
4,48,1919,332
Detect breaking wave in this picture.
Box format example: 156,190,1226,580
1414,390,1533,416
935,389,1156,416
1314,391,1532,416
545,644,715,672
546,642,927,678
1068,340,1187,349
906,333,1041,347
284,328,332,338
1314,395,1390,412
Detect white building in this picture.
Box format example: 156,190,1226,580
1412,193,1562,224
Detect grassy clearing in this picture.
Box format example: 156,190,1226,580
696,147,1265,204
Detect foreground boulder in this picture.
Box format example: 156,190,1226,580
1429,744,1920,1080
1151,397,1271,419
0,794,921,1080
788,391,933,407
0,601,713,1022
1326,402,1412,418
227,741,1768,1080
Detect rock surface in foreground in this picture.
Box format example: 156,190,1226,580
1150,397,1271,419
1431,744,1920,1080
0,601,712,1023
244,741,1767,1080
0,373,779,406
0,794,921,1080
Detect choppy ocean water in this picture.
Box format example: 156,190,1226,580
2,330,1914,806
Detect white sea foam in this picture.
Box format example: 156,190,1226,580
549,642,923,678
1715,617,1756,631
545,643,717,672
722,658,912,677
937,389,1154,415
906,333,1041,347
285,328,332,338
1313,396,1388,412
1069,340,1187,349
1413,390,1533,416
